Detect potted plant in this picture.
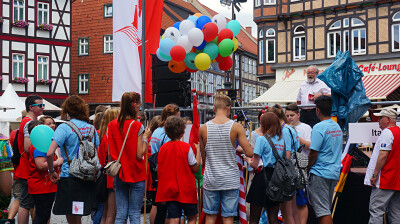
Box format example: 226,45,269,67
13,20,29,28
37,23,53,31
37,79,53,85
13,77,29,84
0,16,4,24
207,93,213,97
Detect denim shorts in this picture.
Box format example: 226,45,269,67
202,189,239,217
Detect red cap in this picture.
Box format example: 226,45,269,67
233,115,238,119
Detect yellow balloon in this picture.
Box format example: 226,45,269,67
232,37,238,51
194,13,203,18
195,53,211,71
161,34,165,39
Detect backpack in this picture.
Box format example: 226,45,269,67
288,129,309,189
64,121,101,181
11,130,21,165
264,136,297,203
148,134,167,189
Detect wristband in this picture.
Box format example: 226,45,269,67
48,168,55,174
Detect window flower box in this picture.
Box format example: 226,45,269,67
37,79,53,85
207,93,213,97
13,20,29,28
0,17,4,23
13,77,29,84
37,23,53,31
196,91,206,96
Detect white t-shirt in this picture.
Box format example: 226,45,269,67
364,128,394,187
297,78,331,109
294,122,312,155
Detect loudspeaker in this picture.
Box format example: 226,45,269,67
152,55,191,108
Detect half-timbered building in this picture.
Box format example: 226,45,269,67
253,0,400,103
0,0,71,105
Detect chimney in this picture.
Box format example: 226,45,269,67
245,27,252,35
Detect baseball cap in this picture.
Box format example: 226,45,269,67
373,108,399,120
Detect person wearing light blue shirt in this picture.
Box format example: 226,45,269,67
307,95,343,223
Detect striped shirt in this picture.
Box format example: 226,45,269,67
203,120,239,190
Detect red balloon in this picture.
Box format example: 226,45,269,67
215,54,223,63
190,47,196,53
170,46,186,62
202,23,219,42
218,29,233,43
186,68,198,73
218,56,233,71
233,115,238,119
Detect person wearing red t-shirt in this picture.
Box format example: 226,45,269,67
107,92,150,224
27,120,63,224
97,108,119,224
16,95,44,224
156,116,201,224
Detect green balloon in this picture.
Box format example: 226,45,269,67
210,36,218,45
219,39,234,57
159,51,171,60
184,52,197,70
226,20,241,36
203,43,219,60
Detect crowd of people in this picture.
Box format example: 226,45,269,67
0,71,398,224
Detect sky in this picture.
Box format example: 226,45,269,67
198,0,257,37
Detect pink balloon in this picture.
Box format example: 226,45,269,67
170,45,186,62
218,56,233,71
202,23,219,42
218,29,234,43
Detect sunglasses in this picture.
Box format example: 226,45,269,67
31,103,45,108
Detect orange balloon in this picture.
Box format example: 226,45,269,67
194,13,203,18
168,60,186,73
190,47,196,53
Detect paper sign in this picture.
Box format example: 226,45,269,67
72,201,84,215
348,122,400,144
183,124,193,143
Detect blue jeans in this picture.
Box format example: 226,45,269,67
92,203,104,224
114,176,145,224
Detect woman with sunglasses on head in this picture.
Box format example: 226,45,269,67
267,104,301,224
107,92,151,224
46,95,100,224
150,104,180,224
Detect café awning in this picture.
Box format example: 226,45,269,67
251,80,304,103
362,74,400,100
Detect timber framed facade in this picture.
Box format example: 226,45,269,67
0,0,72,104
254,0,400,89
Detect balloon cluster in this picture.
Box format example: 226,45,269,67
157,13,241,73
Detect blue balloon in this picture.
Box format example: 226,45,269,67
195,40,207,50
159,38,175,56
30,125,54,153
156,49,171,62
173,22,181,30
187,15,198,25
196,15,211,30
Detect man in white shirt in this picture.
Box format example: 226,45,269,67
364,108,400,224
296,65,331,127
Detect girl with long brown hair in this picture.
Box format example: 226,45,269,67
245,112,285,224
97,108,119,224
106,92,150,224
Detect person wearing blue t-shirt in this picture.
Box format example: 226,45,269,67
245,112,285,224
307,95,343,224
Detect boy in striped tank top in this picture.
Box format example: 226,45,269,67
199,94,254,224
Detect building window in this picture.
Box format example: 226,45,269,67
37,56,49,80
259,41,264,64
253,60,257,74
265,28,276,63
326,18,366,57
293,26,306,61
244,57,248,73
78,74,89,94
104,4,112,18
79,38,89,56
264,0,276,5
13,0,25,22
12,54,25,79
103,35,113,54
392,12,400,52
255,0,261,7
38,2,49,25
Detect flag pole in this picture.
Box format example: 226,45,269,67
141,0,146,108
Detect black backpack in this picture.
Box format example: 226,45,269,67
264,136,297,203
148,134,167,189
11,130,21,165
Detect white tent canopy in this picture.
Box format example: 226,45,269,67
251,80,304,104
0,84,26,122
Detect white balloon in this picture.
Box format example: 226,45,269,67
188,28,204,47
179,20,195,36
212,14,227,32
177,36,193,53
164,27,181,43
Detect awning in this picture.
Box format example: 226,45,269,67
362,74,400,100
20,97,61,111
251,80,304,103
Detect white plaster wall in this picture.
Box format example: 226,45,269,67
37,44,50,54
28,43,34,59
11,42,26,51
2,41,10,57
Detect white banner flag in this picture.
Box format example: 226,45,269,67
112,0,143,102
